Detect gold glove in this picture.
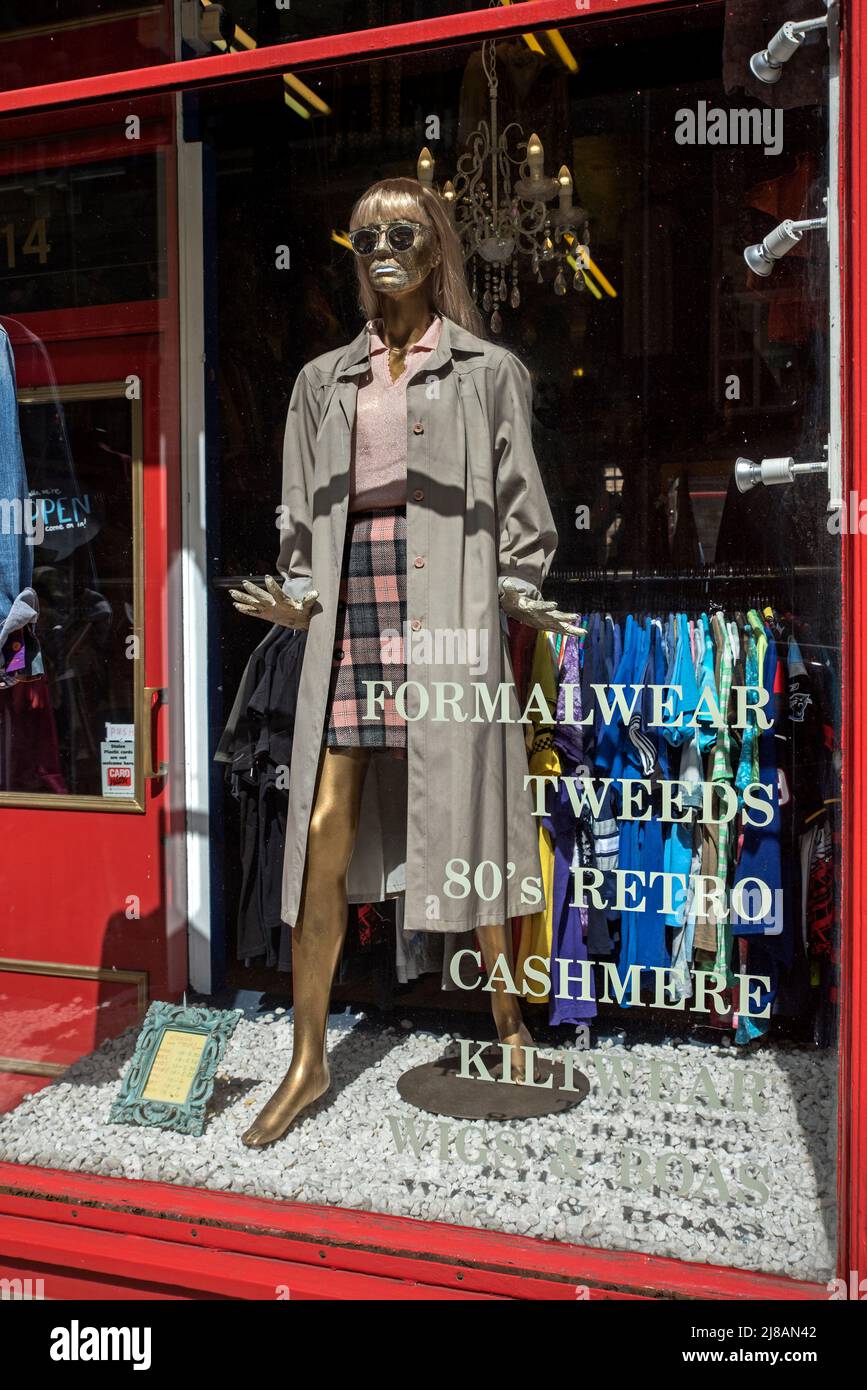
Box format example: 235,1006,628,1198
229,576,319,630
498,577,586,638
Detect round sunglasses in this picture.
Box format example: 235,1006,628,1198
348,221,428,256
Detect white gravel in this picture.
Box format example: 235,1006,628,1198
0,1010,837,1282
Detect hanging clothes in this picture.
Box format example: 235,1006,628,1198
515,630,561,1002
215,626,307,967
0,325,36,682
509,597,836,1043
548,635,596,1025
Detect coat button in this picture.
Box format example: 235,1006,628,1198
412,421,424,435
410,619,422,631
412,488,424,501
413,556,425,569
333,648,344,660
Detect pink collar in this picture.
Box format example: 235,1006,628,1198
366,313,442,357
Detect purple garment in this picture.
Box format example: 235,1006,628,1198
545,748,597,1026
554,634,585,766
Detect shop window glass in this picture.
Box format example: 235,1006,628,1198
0,1,174,92
0,5,844,1288
0,154,167,313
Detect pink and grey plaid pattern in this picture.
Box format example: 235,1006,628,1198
325,507,407,749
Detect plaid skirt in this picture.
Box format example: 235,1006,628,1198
325,507,407,749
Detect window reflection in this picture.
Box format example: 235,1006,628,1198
0,387,138,800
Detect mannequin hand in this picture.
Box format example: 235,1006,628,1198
230,576,319,629
499,578,586,638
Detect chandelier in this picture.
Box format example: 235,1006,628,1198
416,37,590,334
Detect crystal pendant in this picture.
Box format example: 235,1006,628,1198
498,274,508,301
490,307,503,334
482,288,493,312
510,285,521,309
573,269,586,291
554,267,568,296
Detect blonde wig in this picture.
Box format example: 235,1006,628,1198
349,177,485,338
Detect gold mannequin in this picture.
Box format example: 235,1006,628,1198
232,207,548,1149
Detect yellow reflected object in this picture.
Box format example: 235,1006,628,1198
545,30,579,72
285,93,311,118
200,0,330,116
497,0,546,54
284,72,331,115
565,233,618,298
566,256,603,299
582,251,617,298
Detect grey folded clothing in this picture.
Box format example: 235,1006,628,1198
0,586,39,679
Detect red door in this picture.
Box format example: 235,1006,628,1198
0,109,182,1110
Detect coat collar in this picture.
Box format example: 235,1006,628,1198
326,313,487,382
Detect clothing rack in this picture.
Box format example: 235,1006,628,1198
542,564,841,654
545,564,833,584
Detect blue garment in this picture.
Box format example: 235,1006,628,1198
596,614,644,782
0,326,33,638
661,614,701,926
732,634,792,965
595,617,670,991
660,613,700,749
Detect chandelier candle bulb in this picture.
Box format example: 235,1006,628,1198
558,165,573,211
417,147,435,186
527,133,545,182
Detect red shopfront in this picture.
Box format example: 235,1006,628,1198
0,0,864,1301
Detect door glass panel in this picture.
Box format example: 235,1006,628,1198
0,1,174,93
0,385,142,804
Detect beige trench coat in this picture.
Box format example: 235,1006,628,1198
275,314,558,933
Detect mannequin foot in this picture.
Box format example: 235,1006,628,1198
498,1021,539,1084
241,1057,330,1148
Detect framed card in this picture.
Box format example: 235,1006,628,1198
109,1001,242,1136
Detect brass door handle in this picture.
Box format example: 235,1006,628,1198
143,686,169,780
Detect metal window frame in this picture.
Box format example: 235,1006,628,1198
0,0,700,115
0,0,861,1303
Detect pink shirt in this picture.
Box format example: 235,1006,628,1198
349,313,443,512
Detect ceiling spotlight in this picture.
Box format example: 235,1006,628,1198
750,15,828,85
743,215,827,277
735,456,829,493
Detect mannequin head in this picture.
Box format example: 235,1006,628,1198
349,177,484,336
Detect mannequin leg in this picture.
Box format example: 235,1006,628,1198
242,745,371,1148
476,922,535,1082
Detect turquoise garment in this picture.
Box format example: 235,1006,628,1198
735,632,760,802
695,612,720,756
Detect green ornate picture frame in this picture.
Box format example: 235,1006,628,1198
109,1001,242,1137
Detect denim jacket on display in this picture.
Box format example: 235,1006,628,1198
0,325,35,675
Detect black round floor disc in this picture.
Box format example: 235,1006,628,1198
396,1045,590,1120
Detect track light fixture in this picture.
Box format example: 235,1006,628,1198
735,456,829,494
743,215,827,277
750,13,829,85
